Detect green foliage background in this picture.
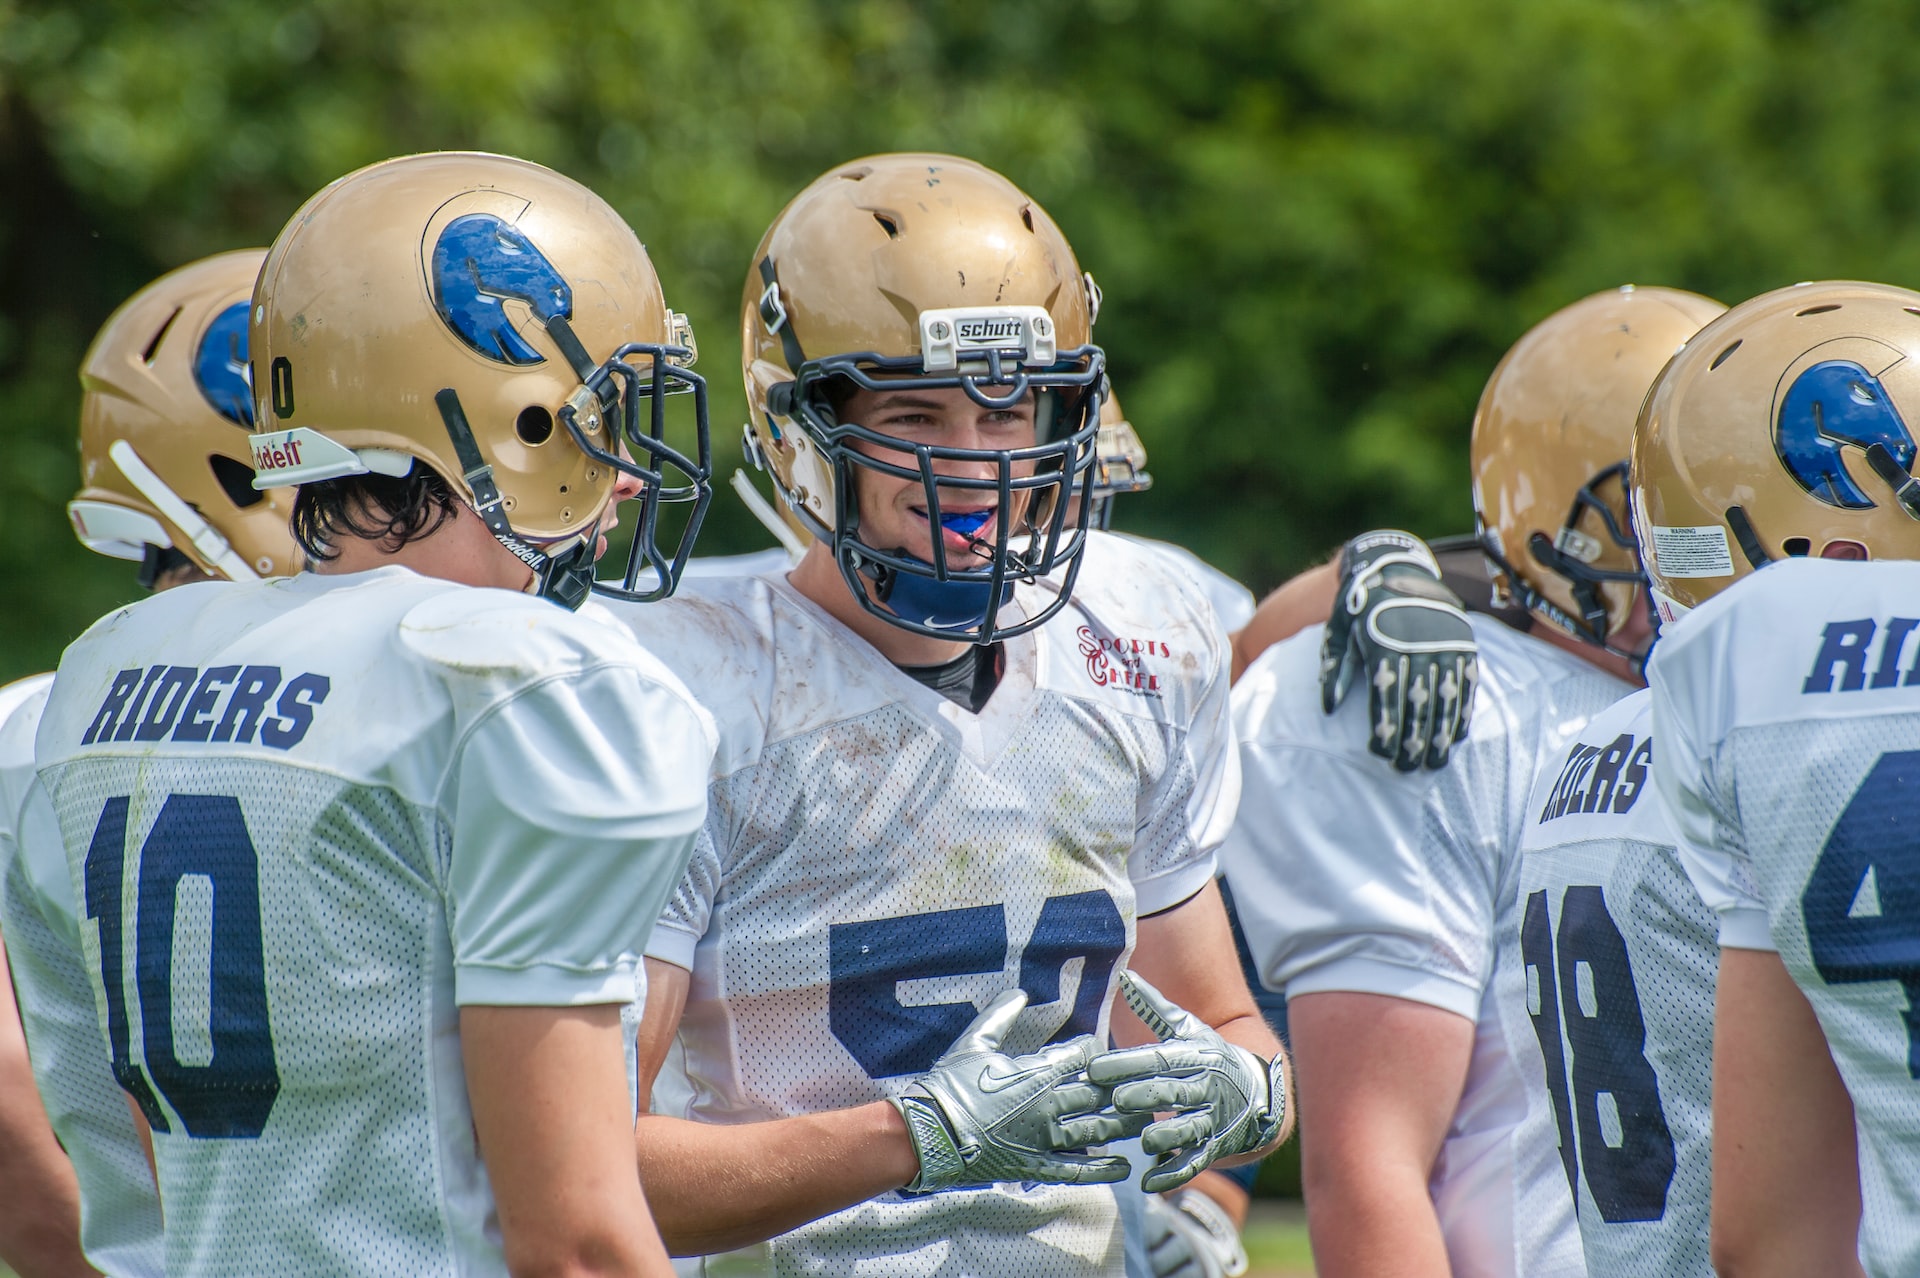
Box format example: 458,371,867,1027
6,0,1920,689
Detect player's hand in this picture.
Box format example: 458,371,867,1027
1143,1188,1250,1278
892,989,1143,1192
1086,974,1286,1193
1319,529,1478,771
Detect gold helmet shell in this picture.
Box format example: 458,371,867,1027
1472,285,1725,647
738,152,1104,641
1633,280,1920,621
71,249,300,581
250,151,710,602
1090,387,1152,526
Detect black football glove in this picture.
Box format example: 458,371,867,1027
1320,530,1478,771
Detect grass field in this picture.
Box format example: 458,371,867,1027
1244,1199,1317,1278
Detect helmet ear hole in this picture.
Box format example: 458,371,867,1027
209,454,266,509
515,405,555,446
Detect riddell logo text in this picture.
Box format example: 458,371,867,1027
1077,626,1171,697
253,438,304,472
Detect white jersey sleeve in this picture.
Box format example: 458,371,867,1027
1518,689,1716,1278
0,675,165,1277
1645,557,1920,1278
1115,534,1257,634
1647,611,1773,951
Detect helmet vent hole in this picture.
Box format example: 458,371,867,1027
143,308,183,364
1020,204,1035,232
1783,537,1812,557
209,454,266,509
515,405,555,446
1906,307,1920,319
559,484,569,494
872,213,900,239
1710,340,1742,370
1797,304,1842,317
839,166,872,182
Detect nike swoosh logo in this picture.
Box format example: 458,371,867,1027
978,1061,1055,1093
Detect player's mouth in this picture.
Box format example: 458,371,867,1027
912,504,998,559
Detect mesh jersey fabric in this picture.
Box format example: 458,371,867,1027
0,674,165,1277
1650,557,1920,1278
609,530,1239,1278
33,567,715,1278
1517,688,1715,1278
1222,615,1629,1278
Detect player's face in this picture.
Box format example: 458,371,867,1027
838,384,1039,564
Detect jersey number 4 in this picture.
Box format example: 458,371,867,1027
828,890,1126,1078
83,793,279,1139
1804,749,1920,1078
1523,886,1677,1222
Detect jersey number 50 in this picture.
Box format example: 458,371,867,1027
828,890,1126,1078
1523,886,1677,1222
83,793,280,1139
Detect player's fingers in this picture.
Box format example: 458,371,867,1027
1023,1151,1134,1185
1086,1044,1199,1087
1112,1077,1212,1114
1141,1109,1216,1155
1052,1110,1150,1147
1141,1146,1210,1193
1044,1081,1112,1116
1367,653,1401,762
1424,656,1465,769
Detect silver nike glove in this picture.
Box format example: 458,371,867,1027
1320,529,1478,771
892,989,1143,1192
1087,973,1287,1193
1143,1188,1250,1278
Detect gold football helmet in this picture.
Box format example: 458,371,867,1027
1633,280,1920,621
70,249,300,584
740,152,1104,641
1088,387,1152,529
1471,285,1725,658
249,151,710,607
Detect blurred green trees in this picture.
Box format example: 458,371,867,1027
7,0,1920,681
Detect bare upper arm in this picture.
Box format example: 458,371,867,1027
1710,947,1863,1278
1286,990,1474,1175
1230,561,1339,682
634,958,691,1111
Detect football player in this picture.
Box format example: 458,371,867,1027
1641,281,1920,1278
610,152,1290,1276
0,247,298,1278
1222,285,1723,1278
1515,682,1715,1276
33,152,717,1277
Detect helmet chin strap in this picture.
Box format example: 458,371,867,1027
434,388,594,610
109,439,259,582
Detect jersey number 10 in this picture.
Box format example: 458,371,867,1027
1523,886,1677,1223
83,793,280,1139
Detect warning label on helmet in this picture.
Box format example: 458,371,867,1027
1651,524,1736,578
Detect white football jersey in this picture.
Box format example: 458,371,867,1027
609,531,1239,1278
1651,557,1920,1278
1114,534,1256,634
1223,615,1628,1278
34,567,714,1278
1518,688,1715,1278
0,672,164,1278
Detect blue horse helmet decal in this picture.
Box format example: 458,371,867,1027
1775,358,1919,509
430,213,573,365
193,301,253,427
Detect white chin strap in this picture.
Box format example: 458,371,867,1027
105,439,259,582
730,469,808,563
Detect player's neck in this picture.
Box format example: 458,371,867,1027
1529,617,1645,688
315,502,537,594
787,541,974,667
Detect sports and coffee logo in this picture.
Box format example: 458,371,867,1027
1077,626,1171,697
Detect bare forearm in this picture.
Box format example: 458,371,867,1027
635,1101,918,1256
1304,1159,1450,1278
